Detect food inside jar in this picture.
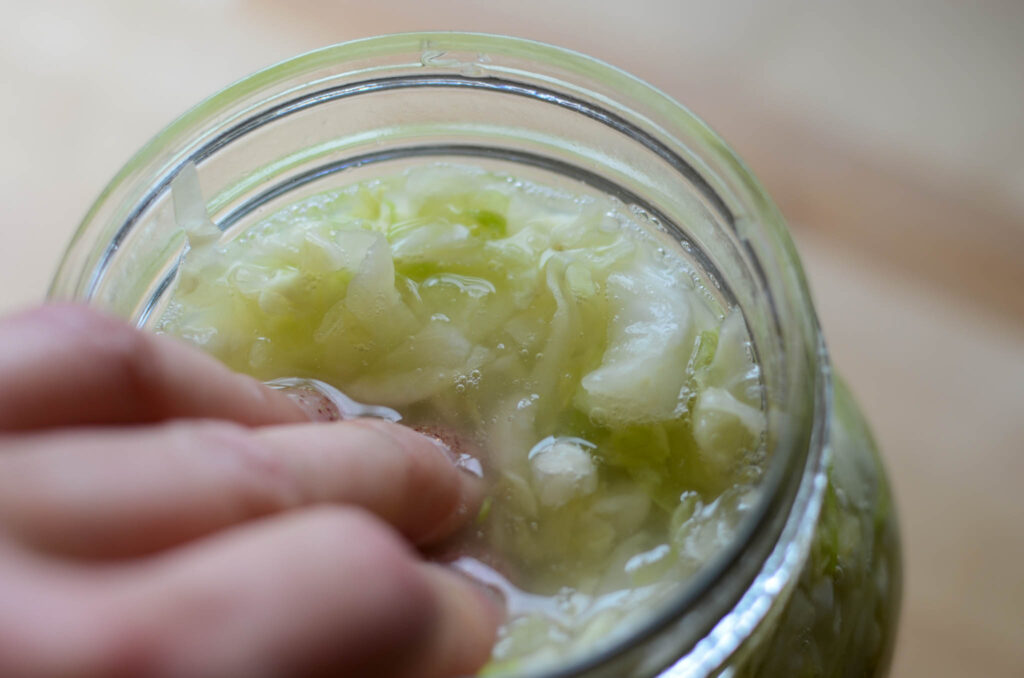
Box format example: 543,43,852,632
158,163,769,674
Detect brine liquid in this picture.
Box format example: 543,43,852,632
159,164,767,674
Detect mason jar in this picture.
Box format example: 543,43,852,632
49,32,900,678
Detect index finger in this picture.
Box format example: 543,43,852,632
0,305,308,431
0,418,483,558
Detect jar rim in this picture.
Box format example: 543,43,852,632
50,32,831,678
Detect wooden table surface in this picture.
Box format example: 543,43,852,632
2,2,1022,676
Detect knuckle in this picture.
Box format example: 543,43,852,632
301,506,409,560
353,420,463,536
39,305,145,360
44,306,163,409
93,327,161,408
298,506,438,622
182,421,303,516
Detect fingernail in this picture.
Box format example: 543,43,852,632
463,574,507,629
282,388,341,422
413,425,484,478
430,563,507,628
357,418,488,536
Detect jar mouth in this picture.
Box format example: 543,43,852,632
50,32,830,677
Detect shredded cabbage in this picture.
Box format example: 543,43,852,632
160,164,767,674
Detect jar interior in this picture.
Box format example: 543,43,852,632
94,77,747,328
54,36,824,678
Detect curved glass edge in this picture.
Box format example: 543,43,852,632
51,33,816,331
651,339,832,678
714,376,902,677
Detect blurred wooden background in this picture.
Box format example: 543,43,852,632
1,1,1022,676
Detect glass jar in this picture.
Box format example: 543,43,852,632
50,33,900,678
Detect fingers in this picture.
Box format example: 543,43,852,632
0,509,500,678
0,304,309,431
114,509,500,678
0,419,482,559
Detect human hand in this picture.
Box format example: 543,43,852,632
0,305,499,678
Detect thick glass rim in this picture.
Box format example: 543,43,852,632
50,32,831,677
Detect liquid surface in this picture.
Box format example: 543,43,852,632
159,164,767,674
